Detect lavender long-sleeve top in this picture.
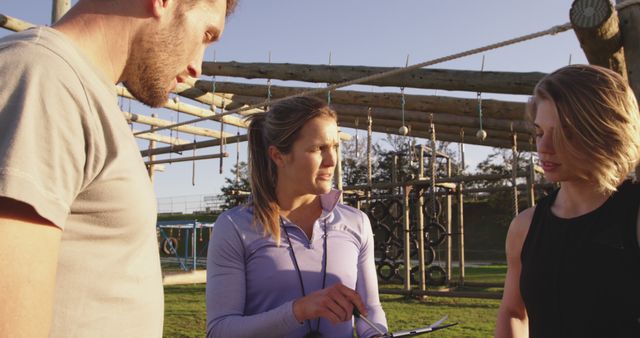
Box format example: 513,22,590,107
206,190,388,338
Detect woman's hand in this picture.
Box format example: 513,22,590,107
292,283,367,324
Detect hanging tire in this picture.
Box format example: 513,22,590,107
369,201,388,221
410,244,436,266
426,265,447,286
389,221,404,241
377,261,397,282
374,242,388,261
385,240,404,262
162,237,178,255
423,195,442,219
373,223,393,244
387,199,403,221
425,222,447,247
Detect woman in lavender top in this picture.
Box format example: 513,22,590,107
206,96,388,338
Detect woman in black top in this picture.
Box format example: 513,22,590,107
496,64,640,338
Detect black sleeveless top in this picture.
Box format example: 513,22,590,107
520,180,640,338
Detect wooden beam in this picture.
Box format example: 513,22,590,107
141,134,248,157
123,111,234,139
332,104,532,134
144,152,228,166
339,121,534,150
337,114,533,142
570,0,626,79
0,13,34,32
202,61,546,95
192,80,527,120
132,129,190,146
116,86,248,128
616,0,640,102
180,78,264,115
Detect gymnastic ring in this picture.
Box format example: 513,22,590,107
426,265,447,286
163,237,178,255
425,222,447,247
377,261,397,282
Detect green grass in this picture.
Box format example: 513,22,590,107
163,265,506,337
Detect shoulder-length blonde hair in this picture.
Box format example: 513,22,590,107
526,64,640,193
245,96,337,244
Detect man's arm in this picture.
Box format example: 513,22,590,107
0,198,61,338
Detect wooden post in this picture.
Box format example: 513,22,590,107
616,0,640,102
570,0,626,79
402,185,413,293
446,159,453,284
51,0,71,24
527,156,536,207
417,145,427,293
616,0,640,178
457,182,465,286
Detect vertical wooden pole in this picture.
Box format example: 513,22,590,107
403,185,412,293
457,182,465,286
51,0,71,24
616,1,640,178
617,0,640,101
417,145,426,293
446,159,453,284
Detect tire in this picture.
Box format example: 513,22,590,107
426,265,447,286
425,222,447,247
163,237,178,255
377,261,397,282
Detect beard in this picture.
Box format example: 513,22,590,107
122,25,185,108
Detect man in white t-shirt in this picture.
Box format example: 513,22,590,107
0,0,236,337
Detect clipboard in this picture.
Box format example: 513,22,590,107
382,315,458,337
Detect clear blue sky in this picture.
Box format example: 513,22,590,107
1,0,587,199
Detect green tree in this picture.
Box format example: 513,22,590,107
219,160,250,209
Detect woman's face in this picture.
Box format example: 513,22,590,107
534,98,579,183
275,116,339,197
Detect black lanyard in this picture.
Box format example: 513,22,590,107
281,217,328,337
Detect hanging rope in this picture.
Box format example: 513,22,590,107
235,129,240,185
192,138,196,186
136,21,573,136
399,54,410,136
459,128,465,175
476,55,487,141
430,114,438,221
327,51,332,105
211,50,217,111
265,51,272,110
367,108,373,187
354,118,360,155
219,97,226,174
511,124,519,217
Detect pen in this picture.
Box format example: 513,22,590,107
353,308,386,336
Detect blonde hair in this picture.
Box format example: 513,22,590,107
526,64,640,193
246,96,337,244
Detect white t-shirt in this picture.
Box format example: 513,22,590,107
0,27,163,337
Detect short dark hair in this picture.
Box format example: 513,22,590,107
180,0,237,17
